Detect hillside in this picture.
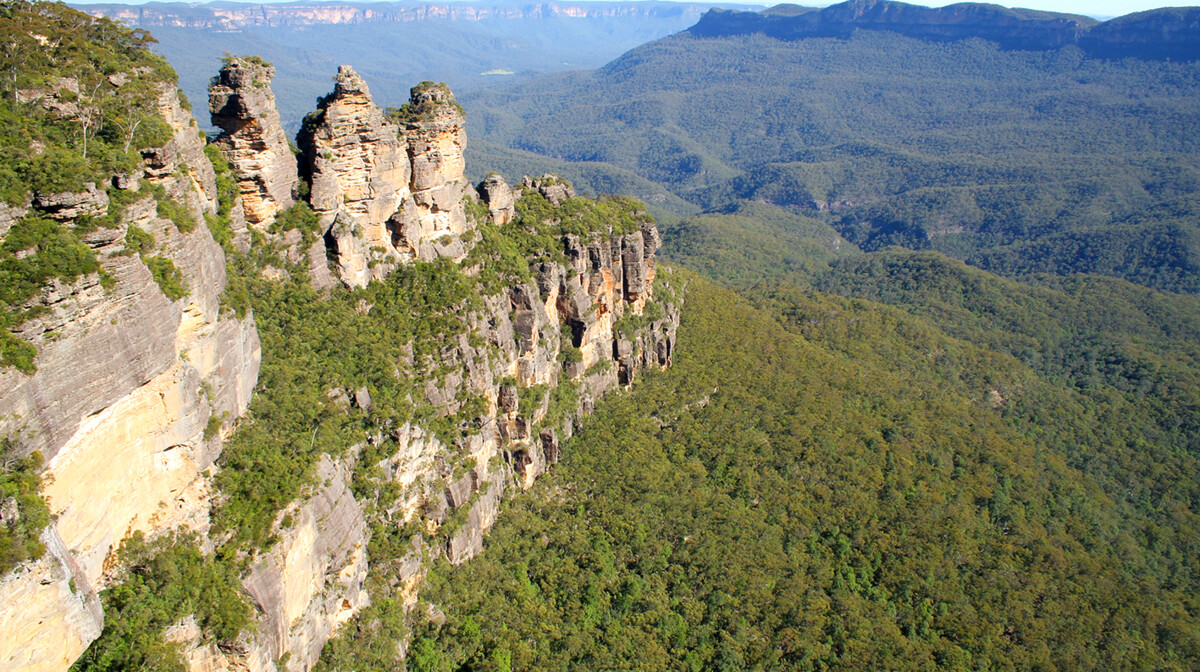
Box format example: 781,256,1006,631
404,269,1200,671
4,2,1200,672
460,0,1200,294
1,4,678,670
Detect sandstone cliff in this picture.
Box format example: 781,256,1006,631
183,168,680,671
209,57,299,230
3,49,678,672
0,80,261,669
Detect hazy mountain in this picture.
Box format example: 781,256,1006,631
78,0,760,131
459,0,1200,293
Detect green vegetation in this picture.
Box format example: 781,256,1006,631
203,144,237,247
152,184,197,234
386,81,465,124
463,27,1200,293
0,1,176,204
1,216,101,371
212,251,484,550
123,225,155,256
409,271,1200,671
0,448,50,574
72,532,251,672
144,256,187,301
0,1,201,372
660,201,848,289
269,201,320,243
463,187,651,294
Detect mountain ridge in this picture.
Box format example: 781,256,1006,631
81,0,757,29
691,0,1200,58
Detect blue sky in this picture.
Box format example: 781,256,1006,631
67,0,1188,21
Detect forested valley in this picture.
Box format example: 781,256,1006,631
393,4,1200,670
3,1,1200,671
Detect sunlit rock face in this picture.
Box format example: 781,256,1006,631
209,57,298,230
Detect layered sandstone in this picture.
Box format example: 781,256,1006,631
392,82,471,257
0,84,261,667
299,66,412,287
0,526,103,671
2,57,679,672
209,58,298,229
298,69,472,287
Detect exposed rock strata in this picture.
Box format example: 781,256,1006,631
2,61,679,672
209,58,298,229
189,171,679,672
0,526,103,671
213,456,370,672
298,69,472,287
0,84,261,669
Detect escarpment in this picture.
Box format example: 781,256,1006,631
2,14,678,669
0,71,260,669
186,168,680,671
185,63,679,671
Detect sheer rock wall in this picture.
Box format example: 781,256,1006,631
209,58,298,230
0,84,261,671
3,61,680,672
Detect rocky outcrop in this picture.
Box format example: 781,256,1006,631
201,455,369,672
209,57,299,229
298,69,472,287
1,55,678,672
691,0,1200,62
299,66,411,287
197,173,682,672
0,526,103,671
393,82,471,257
0,84,261,668
478,174,515,225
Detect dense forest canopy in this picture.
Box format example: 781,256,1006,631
400,270,1200,672
462,8,1200,294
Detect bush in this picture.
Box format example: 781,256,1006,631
0,449,51,575
143,256,187,301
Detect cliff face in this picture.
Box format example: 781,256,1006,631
186,168,680,671
689,0,1200,60
689,0,1094,50
0,82,261,668
1080,7,1200,60
87,1,722,29
3,47,678,672
0,526,104,671
209,58,299,230
295,68,471,287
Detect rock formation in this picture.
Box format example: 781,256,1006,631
393,81,472,257
297,69,473,287
478,173,515,225
209,57,299,230
690,0,1095,50
2,56,678,672
691,0,1200,61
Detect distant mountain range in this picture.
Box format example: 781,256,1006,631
86,0,739,28
692,0,1200,59
460,0,1200,294
77,0,759,128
